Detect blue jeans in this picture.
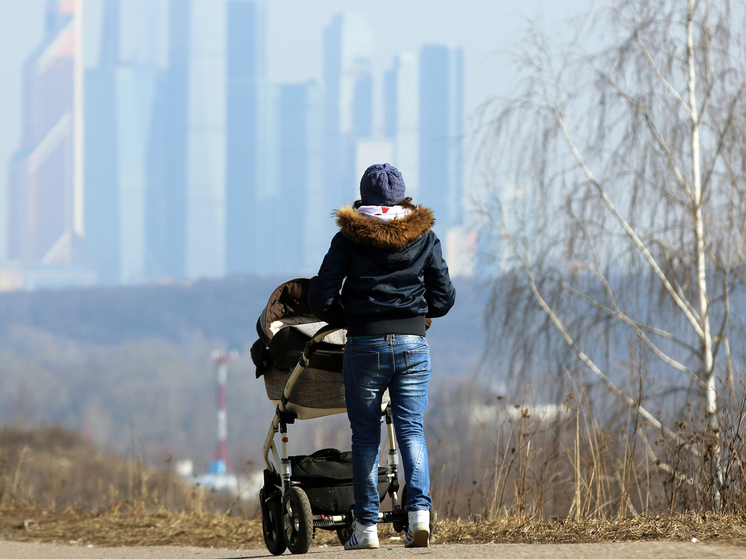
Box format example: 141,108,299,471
343,334,432,525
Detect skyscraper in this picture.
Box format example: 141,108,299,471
278,81,326,272
7,0,84,265
384,52,420,198
146,0,189,280
185,0,227,279
419,44,464,234
84,0,121,284
323,13,374,205
85,0,160,284
119,0,168,68
225,0,278,275
146,0,227,281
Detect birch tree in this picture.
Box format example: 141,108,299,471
477,0,746,511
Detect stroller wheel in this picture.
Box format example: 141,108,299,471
260,490,286,555
282,487,313,554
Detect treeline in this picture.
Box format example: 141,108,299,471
0,275,487,475
0,274,285,347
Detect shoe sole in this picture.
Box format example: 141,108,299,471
345,535,380,550
405,528,429,548
345,542,380,550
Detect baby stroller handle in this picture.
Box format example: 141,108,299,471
263,325,345,475
309,324,344,344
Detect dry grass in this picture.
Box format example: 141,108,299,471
0,425,244,517
2,502,746,548
3,397,746,551
435,514,746,545
426,363,746,520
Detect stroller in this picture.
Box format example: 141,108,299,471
251,278,409,555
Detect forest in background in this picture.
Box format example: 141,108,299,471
0,275,487,480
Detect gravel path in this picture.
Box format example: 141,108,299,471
1,540,744,559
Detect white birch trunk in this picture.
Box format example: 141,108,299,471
687,0,721,508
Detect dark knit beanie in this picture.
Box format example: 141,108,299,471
359,163,406,206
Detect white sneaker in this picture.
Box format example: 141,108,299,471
404,510,430,548
344,521,379,550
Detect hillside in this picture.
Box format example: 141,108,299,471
0,275,488,478
0,274,487,353
0,275,285,347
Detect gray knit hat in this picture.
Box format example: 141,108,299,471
359,163,406,206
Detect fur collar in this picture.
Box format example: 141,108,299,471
335,205,435,249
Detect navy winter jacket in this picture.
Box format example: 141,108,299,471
308,204,456,337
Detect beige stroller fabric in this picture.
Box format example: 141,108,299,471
257,278,389,419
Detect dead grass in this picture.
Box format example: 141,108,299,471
435,514,746,545
1,502,746,548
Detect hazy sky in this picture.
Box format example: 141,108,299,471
0,0,590,261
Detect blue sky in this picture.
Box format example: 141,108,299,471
0,0,589,260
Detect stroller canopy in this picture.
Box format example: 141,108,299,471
252,279,347,417
257,278,346,346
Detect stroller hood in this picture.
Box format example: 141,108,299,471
257,278,314,342
252,278,346,380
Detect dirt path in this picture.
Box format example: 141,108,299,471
1,540,744,559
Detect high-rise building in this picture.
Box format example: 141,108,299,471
278,81,325,273
225,0,280,275
146,0,227,281
120,0,168,68
7,0,85,266
384,53,420,198
84,0,120,284
145,0,189,280
185,0,227,279
85,0,160,285
323,13,374,205
419,44,464,234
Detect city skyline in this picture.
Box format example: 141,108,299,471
8,0,84,267
0,0,583,289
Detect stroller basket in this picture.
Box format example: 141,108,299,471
290,449,388,515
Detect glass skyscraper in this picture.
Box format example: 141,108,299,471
185,0,227,279
225,0,278,275
384,52,420,198
8,0,84,265
278,81,326,272
145,0,189,280
85,0,160,284
419,44,464,234
146,0,227,280
323,13,374,205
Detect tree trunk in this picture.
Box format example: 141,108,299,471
687,0,721,509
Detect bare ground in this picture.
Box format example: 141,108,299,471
1,503,746,558
1,540,745,559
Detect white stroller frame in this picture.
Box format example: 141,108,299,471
260,323,407,555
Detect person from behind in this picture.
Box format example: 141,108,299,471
308,163,456,549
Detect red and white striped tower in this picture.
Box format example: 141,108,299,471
211,351,233,473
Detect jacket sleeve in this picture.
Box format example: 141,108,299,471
308,233,351,327
423,233,456,318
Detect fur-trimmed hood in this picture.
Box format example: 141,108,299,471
335,205,435,249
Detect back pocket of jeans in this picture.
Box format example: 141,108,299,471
404,349,430,373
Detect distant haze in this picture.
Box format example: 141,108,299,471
0,0,590,263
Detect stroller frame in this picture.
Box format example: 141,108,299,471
260,324,409,555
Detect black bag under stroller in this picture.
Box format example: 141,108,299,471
251,278,408,555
